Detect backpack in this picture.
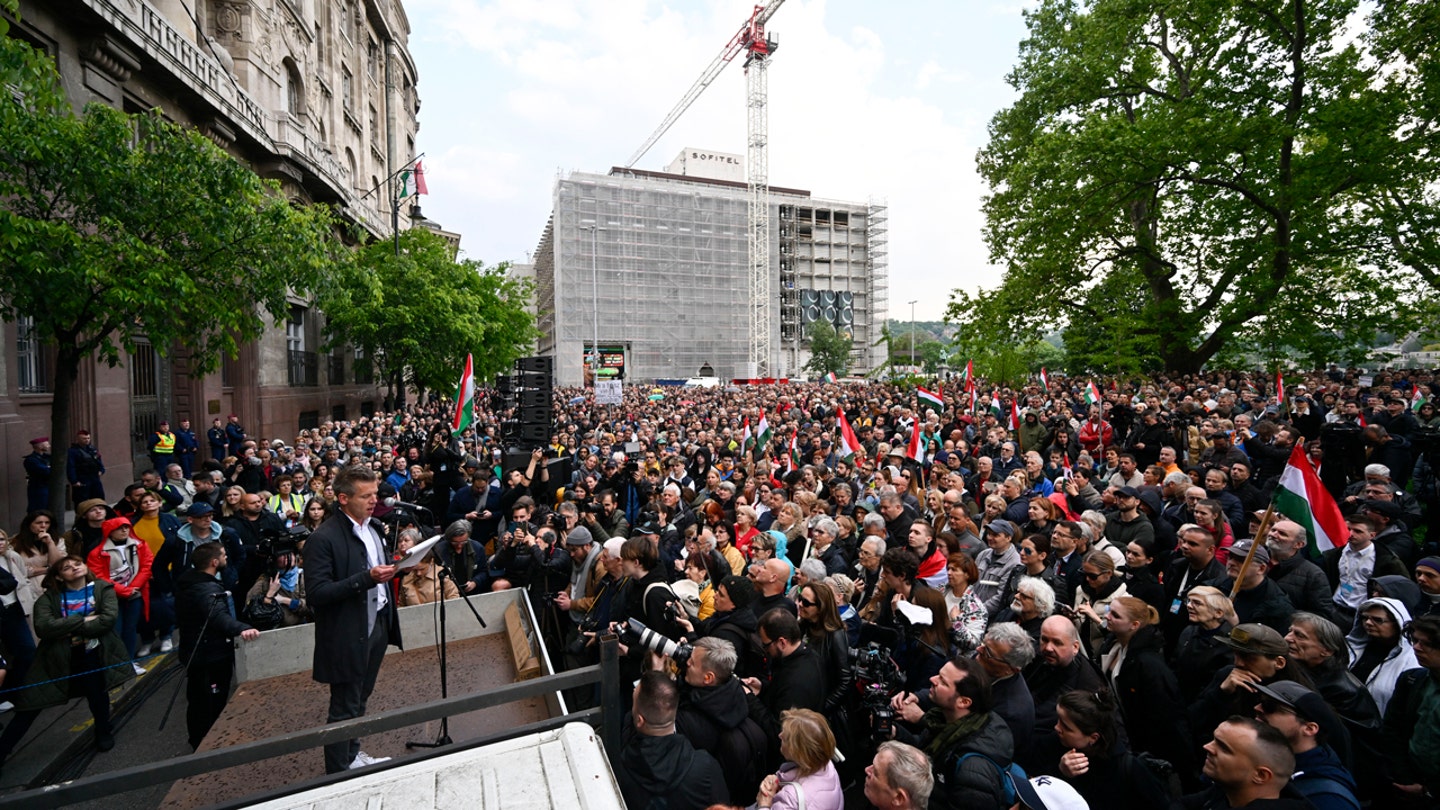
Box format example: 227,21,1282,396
955,752,1028,807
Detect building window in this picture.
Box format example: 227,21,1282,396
367,38,378,82
283,61,303,115
340,1,355,43
345,147,357,182
286,305,306,352
368,104,378,145
15,316,49,393
341,66,353,110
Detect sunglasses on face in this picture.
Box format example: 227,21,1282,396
796,596,817,608
1082,570,1104,580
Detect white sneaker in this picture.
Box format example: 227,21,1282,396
0,701,14,713
348,751,391,769
159,638,174,653
136,641,153,657
132,663,147,676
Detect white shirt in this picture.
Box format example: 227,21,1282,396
347,513,388,612
1334,542,1375,609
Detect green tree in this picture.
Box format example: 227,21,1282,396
0,48,347,528
804,321,852,378
951,0,1439,374
319,228,537,402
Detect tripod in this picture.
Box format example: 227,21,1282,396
405,566,487,750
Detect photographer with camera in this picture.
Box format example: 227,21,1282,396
672,636,769,803
224,491,286,604
446,472,497,541
889,656,1017,810
582,489,631,542
244,537,309,627
176,542,261,749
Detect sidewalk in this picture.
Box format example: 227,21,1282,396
0,651,172,791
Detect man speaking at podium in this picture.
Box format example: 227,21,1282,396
305,465,403,773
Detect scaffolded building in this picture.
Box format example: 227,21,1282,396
531,157,888,387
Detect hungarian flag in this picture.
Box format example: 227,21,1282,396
823,372,838,384
918,386,944,413
1008,400,1021,431
450,353,475,435
1084,381,1102,406
906,420,927,465
1275,369,1285,405
787,430,801,472
967,376,978,415
398,160,428,199
1039,368,1050,390
1413,387,1430,412
836,411,863,460
1273,443,1348,555
741,417,753,453
989,390,1004,422
755,412,772,452
961,359,974,387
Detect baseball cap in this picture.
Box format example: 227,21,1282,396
1115,486,1140,499
1251,681,1340,737
185,502,215,517
1220,623,1289,657
631,521,661,537
1228,539,1271,567
1015,774,1088,810
986,519,1016,538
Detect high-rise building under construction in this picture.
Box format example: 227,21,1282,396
528,148,888,387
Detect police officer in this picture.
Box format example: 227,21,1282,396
149,420,177,475
67,429,106,502
207,418,228,461
22,437,50,512
174,418,198,478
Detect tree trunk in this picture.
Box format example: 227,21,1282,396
44,347,80,535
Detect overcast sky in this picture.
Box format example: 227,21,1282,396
404,0,1034,321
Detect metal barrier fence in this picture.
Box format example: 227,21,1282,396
0,636,623,809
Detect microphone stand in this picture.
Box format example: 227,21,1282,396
405,564,487,751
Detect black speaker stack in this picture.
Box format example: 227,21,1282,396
498,356,554,452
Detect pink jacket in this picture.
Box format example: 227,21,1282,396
755,762,844,810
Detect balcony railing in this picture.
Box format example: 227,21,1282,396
327,353,345,386
287,349,318,387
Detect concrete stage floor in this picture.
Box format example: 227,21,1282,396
161,634,549,809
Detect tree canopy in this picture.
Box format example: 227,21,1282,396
318,227,538,398
950,0,1440,374
803,321,853,378
0,23,348,526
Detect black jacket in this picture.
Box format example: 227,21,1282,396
616,733,728,810
176,568,253,667
303,512,403,684
747,644,825,760
807,625,853,712
702,606,762,679
675,678,767,803
906,711,1016,810
1024,653,1106,765
1382,667,1440,795
1268,555,1337,625
1172,622,1236,703
1106,625,1193,775
1225,577,1296,634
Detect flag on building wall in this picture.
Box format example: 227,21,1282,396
450,354,474,435
399,161,429,199
1273,443,1348,555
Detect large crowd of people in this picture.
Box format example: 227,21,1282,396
2,365,1439,807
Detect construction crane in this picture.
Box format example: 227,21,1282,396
625,1,785,378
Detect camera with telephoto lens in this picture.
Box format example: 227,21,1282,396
258,525,308,566
623,618,692,666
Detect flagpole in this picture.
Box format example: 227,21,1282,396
356,152,427,257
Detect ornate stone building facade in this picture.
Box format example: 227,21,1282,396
0,0,421,527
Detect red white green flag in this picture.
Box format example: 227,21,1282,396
1084,381,1102,406
741,417,753,453
989,390,1004,421
1039,368,1050,390
906,420,927,465
836,411,863,460
755,412,772,452
787,430,801,472
1273,443,1348,555
1276,369,1285,406
962,359,974,387
1413,387,1430,412
918,386,944,413
450,353,475,435
1008,400,1020,431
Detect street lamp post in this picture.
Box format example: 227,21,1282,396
909,300,918,368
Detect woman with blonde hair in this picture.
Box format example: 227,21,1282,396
751,709,844,810
1097,595,1192,775
1171,585,1235,702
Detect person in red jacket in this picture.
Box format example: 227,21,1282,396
1077,410,1114,456
87,517,152,674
